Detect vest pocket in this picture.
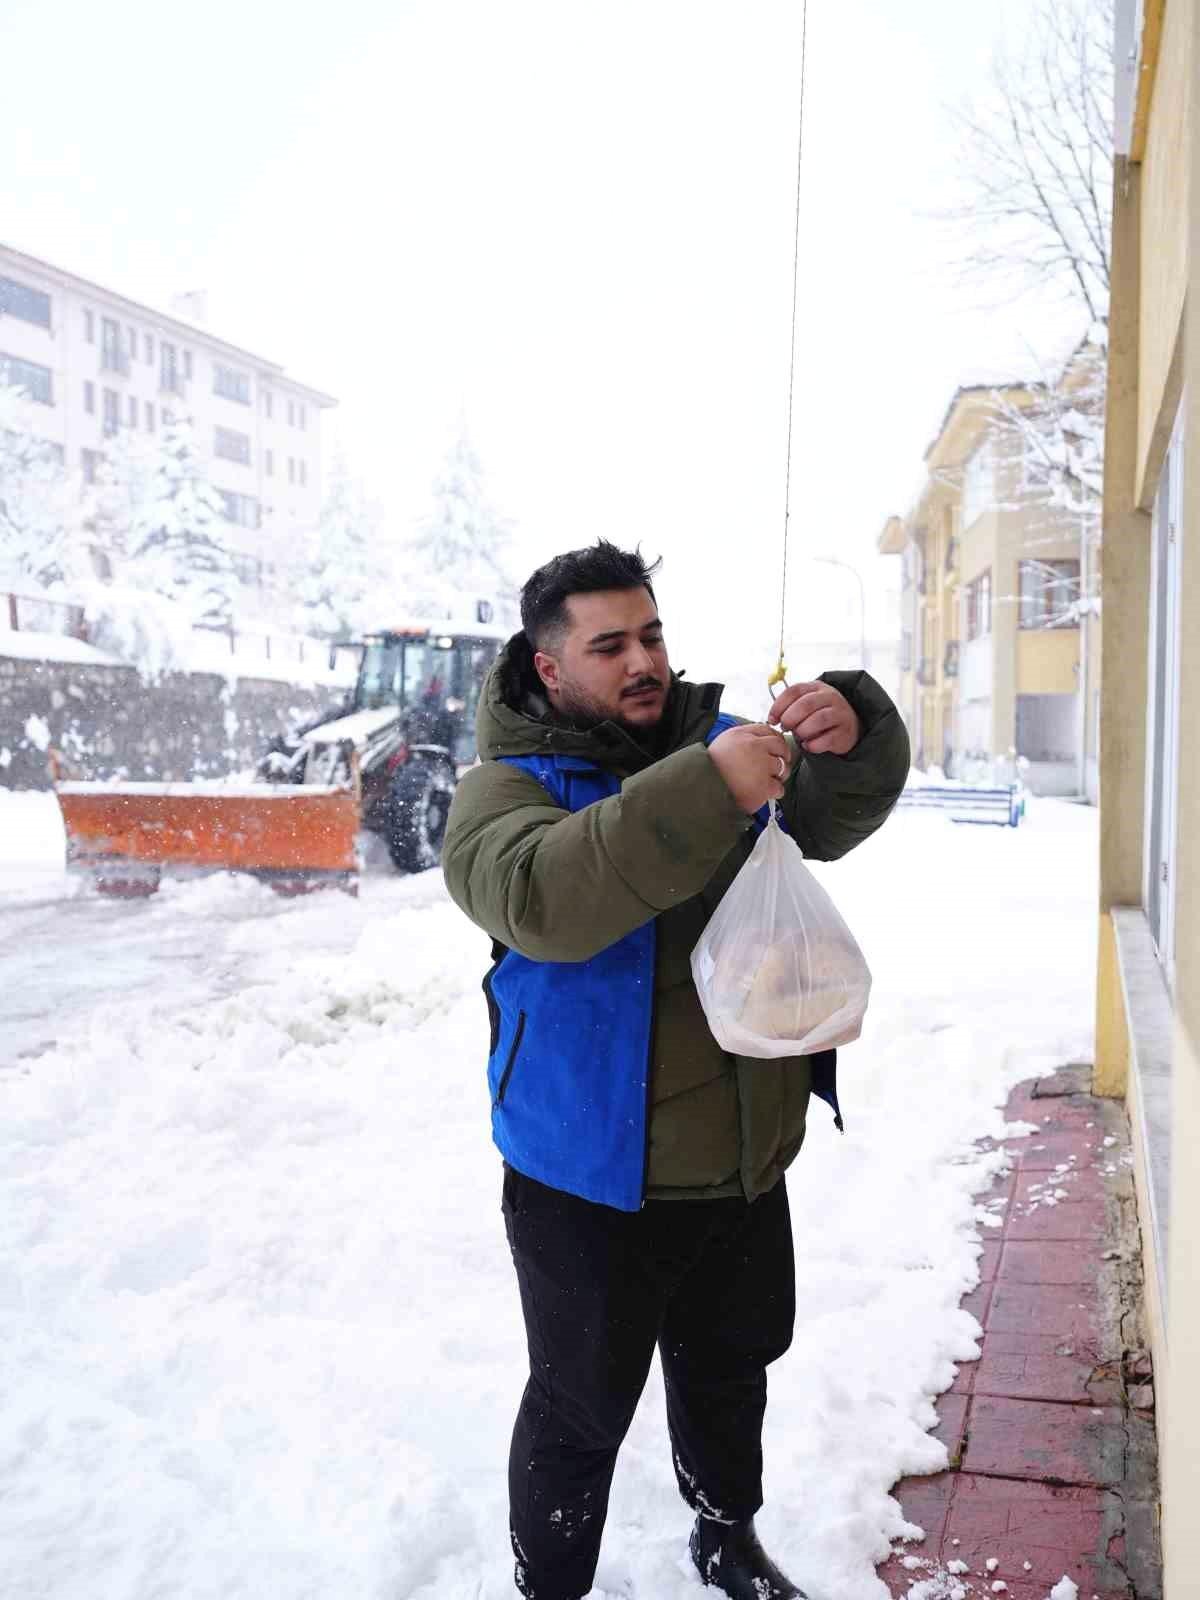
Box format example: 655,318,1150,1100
493,1011,526,1108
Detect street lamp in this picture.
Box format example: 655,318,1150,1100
810,554,867,670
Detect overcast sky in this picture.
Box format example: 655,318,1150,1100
2,0,1089,688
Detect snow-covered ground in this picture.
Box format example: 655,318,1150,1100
0,790,1097,1600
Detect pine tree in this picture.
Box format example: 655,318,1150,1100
0,382,90,589
404,429,517,623
123,415,236,626
288,453,395,639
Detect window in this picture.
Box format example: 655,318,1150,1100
299,404,307,430
0,352,53,404
263,390,273,419
183,350,193,380
965,569,992,641
100,317,128,375
144,333,154,364
43,441,65,466
81,448,101,485
160,341,182,394
1146,412,1185,980
214,363,252,404
102,388,120,436
265,448,273,476
145,401,155,432
84,380,95,414
287,400,295,426
214,425,251,464
0,275,52,329
287,456,295,483
218,489,261,528
230,552,263,586
299,459,307,487
128,394,138,427
83,308,95,343
128,326,138,357
1018,559,1081,628
961,438,994,531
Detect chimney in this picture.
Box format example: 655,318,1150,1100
171,290,209,326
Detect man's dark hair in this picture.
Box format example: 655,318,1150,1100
520,540,662,652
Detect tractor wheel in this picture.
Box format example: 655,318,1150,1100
385,759,456,873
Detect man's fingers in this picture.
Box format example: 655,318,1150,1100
766,684,826,725
792,705,841,741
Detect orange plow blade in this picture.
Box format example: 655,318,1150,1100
56,783,360,897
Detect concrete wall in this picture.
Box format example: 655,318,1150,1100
0,655,344,789
1162,8,1200,1567
1137,0,1190,503
1098,5,1200,1581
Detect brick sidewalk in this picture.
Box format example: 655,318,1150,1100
877,1068,1162,1600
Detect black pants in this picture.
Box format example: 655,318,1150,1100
501,1166,795,1600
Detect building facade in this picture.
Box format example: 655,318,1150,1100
1098,1,1198,1584
0,242,335,586
879,381,1102,799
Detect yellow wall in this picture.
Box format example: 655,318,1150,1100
1137,0,1191,503
1016,629,1080,695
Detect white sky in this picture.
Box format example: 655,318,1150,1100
2,0,1089,686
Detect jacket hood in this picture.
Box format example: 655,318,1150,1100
476,632,726,770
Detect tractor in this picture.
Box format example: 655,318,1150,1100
258,616,505,872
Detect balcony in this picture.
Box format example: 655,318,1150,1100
944,640,960,678
917,657,936,687
100,348,131,378
159,373,188,398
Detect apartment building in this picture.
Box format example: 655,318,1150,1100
878,376,1101,798
1097,1,1198,1583
0,242,335,586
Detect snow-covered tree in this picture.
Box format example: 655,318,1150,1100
944,0,1113,324
0,382,91,589
286,454,397,639
122,415,236,627
403,430,518,624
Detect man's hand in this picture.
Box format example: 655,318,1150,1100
708,723,793,814
767,681,861,755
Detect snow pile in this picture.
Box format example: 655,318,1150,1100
0,802,1098,1599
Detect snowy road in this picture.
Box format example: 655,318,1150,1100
1,791,1097,1600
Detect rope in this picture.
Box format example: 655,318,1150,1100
771,0,811,693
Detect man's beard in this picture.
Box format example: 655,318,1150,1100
554,673,667,737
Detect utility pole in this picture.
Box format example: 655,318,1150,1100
812,554,867,670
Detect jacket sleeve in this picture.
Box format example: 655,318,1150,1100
780,670,910,862
442,744,754,963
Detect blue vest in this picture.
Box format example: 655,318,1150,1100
484,714,839,1211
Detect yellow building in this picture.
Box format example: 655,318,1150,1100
879,381,1101,796
1098,0,1198,1582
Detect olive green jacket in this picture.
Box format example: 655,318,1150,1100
442,634,910,1200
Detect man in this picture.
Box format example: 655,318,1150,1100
443,541,909,1600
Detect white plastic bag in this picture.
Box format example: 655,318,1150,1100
690,808,871,1058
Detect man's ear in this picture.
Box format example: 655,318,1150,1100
532,650,560,694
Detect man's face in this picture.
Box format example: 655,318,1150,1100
533,587,671,732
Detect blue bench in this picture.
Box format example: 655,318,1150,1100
898,784,1025,828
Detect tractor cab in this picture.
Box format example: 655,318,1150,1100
352,625,500,766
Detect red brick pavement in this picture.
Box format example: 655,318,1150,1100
876,1069,1161,1600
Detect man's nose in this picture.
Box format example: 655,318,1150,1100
627,642,655,675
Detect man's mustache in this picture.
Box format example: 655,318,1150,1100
622,678,663,696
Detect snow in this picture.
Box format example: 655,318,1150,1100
0,627,123,666
22,711,51,750
0,793,1098,1599
1048,1581,1079,1600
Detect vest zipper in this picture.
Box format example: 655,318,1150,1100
493,1010,526,1108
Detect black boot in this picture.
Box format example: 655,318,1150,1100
689,1514,807,1600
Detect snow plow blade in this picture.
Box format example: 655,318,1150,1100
55,783,360,898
